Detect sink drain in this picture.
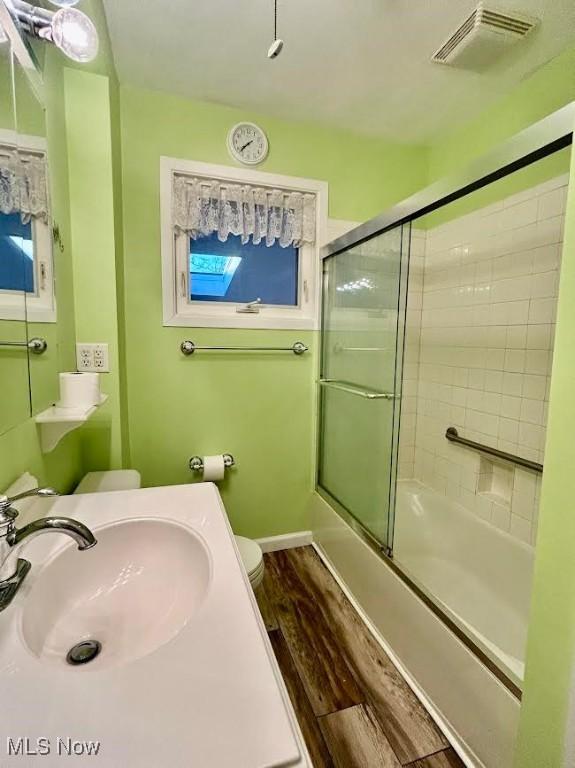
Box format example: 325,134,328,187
66,640,102,666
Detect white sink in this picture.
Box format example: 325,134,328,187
22,518,211,670
0,483,309,767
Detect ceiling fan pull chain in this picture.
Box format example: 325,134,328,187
268,0,284,58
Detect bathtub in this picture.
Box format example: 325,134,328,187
393,480,534,687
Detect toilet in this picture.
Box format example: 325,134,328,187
74,471,265,590
234,535,265,590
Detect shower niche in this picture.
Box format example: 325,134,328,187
477,456,513,509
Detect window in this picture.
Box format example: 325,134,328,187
0,210,54,323
161,158,328,329
0,212,35,293
0,139,55,322
189,232,298,305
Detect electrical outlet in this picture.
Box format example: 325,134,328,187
77,345,92,370
93,344,109,371
76,343,110,372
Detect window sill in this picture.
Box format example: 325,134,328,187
163,311,318,331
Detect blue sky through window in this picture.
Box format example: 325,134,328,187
189,232,298,305
190,254,242,297
0,212,34,293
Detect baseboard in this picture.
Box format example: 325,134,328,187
256,531,313,553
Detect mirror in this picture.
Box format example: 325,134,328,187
12,46,76,421
0,40,31,435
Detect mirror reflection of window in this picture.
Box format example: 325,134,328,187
0,211,34,293
0,44,32,437
0,141,53,321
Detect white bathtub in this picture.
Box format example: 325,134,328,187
393,480,534,687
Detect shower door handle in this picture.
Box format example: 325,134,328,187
319,380,398,400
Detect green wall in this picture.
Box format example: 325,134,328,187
420,44,575,228
514,121,575,768
427,45,575,181
119,84,427,538
64,68,125,471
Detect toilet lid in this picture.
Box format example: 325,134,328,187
235,536,264,576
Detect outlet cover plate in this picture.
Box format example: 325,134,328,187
76,343,109,372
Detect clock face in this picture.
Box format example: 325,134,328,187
227,123,269,166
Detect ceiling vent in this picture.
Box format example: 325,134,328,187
432,3,539,70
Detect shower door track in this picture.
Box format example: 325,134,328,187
317,485,522,700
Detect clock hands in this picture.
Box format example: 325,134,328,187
240,139,254,153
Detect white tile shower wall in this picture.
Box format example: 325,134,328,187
400,174,568,546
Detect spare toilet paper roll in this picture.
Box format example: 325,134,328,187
202,455,226,482
58,372,101,409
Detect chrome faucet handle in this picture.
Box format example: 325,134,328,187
0,488,59,519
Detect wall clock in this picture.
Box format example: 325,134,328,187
227,122,269,166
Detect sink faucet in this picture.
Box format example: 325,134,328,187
0,488,97,611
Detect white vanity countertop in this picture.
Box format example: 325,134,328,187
0,483,308,767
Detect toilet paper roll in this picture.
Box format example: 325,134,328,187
202,455,226,482
58,372,101,409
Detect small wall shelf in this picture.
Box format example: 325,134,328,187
35,395,108,453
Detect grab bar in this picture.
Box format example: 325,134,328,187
180,340,308,356
445,427,543,474
0,337,47,355
319,379,397,400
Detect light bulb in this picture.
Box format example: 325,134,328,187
48,0,80,6
50,7,98,62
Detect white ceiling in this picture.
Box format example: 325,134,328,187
102,0,575,142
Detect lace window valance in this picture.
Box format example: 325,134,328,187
172,175,316,248
0,148,49,224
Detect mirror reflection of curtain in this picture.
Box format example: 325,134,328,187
0,146,49,293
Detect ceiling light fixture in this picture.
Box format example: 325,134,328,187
7,0,98,62
267,0,284,59
47,0,80,6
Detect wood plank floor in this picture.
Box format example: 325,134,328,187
255,546,466,768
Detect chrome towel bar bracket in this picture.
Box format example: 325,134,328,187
0,337,47,355
180,340,308,356
445,427,543,474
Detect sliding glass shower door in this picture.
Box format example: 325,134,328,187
318,224,410,552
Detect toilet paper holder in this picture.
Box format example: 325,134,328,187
189,454,235,473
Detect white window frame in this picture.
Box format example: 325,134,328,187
0,130,56,323
160,157,328,330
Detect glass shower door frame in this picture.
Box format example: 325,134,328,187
317,222,411,556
